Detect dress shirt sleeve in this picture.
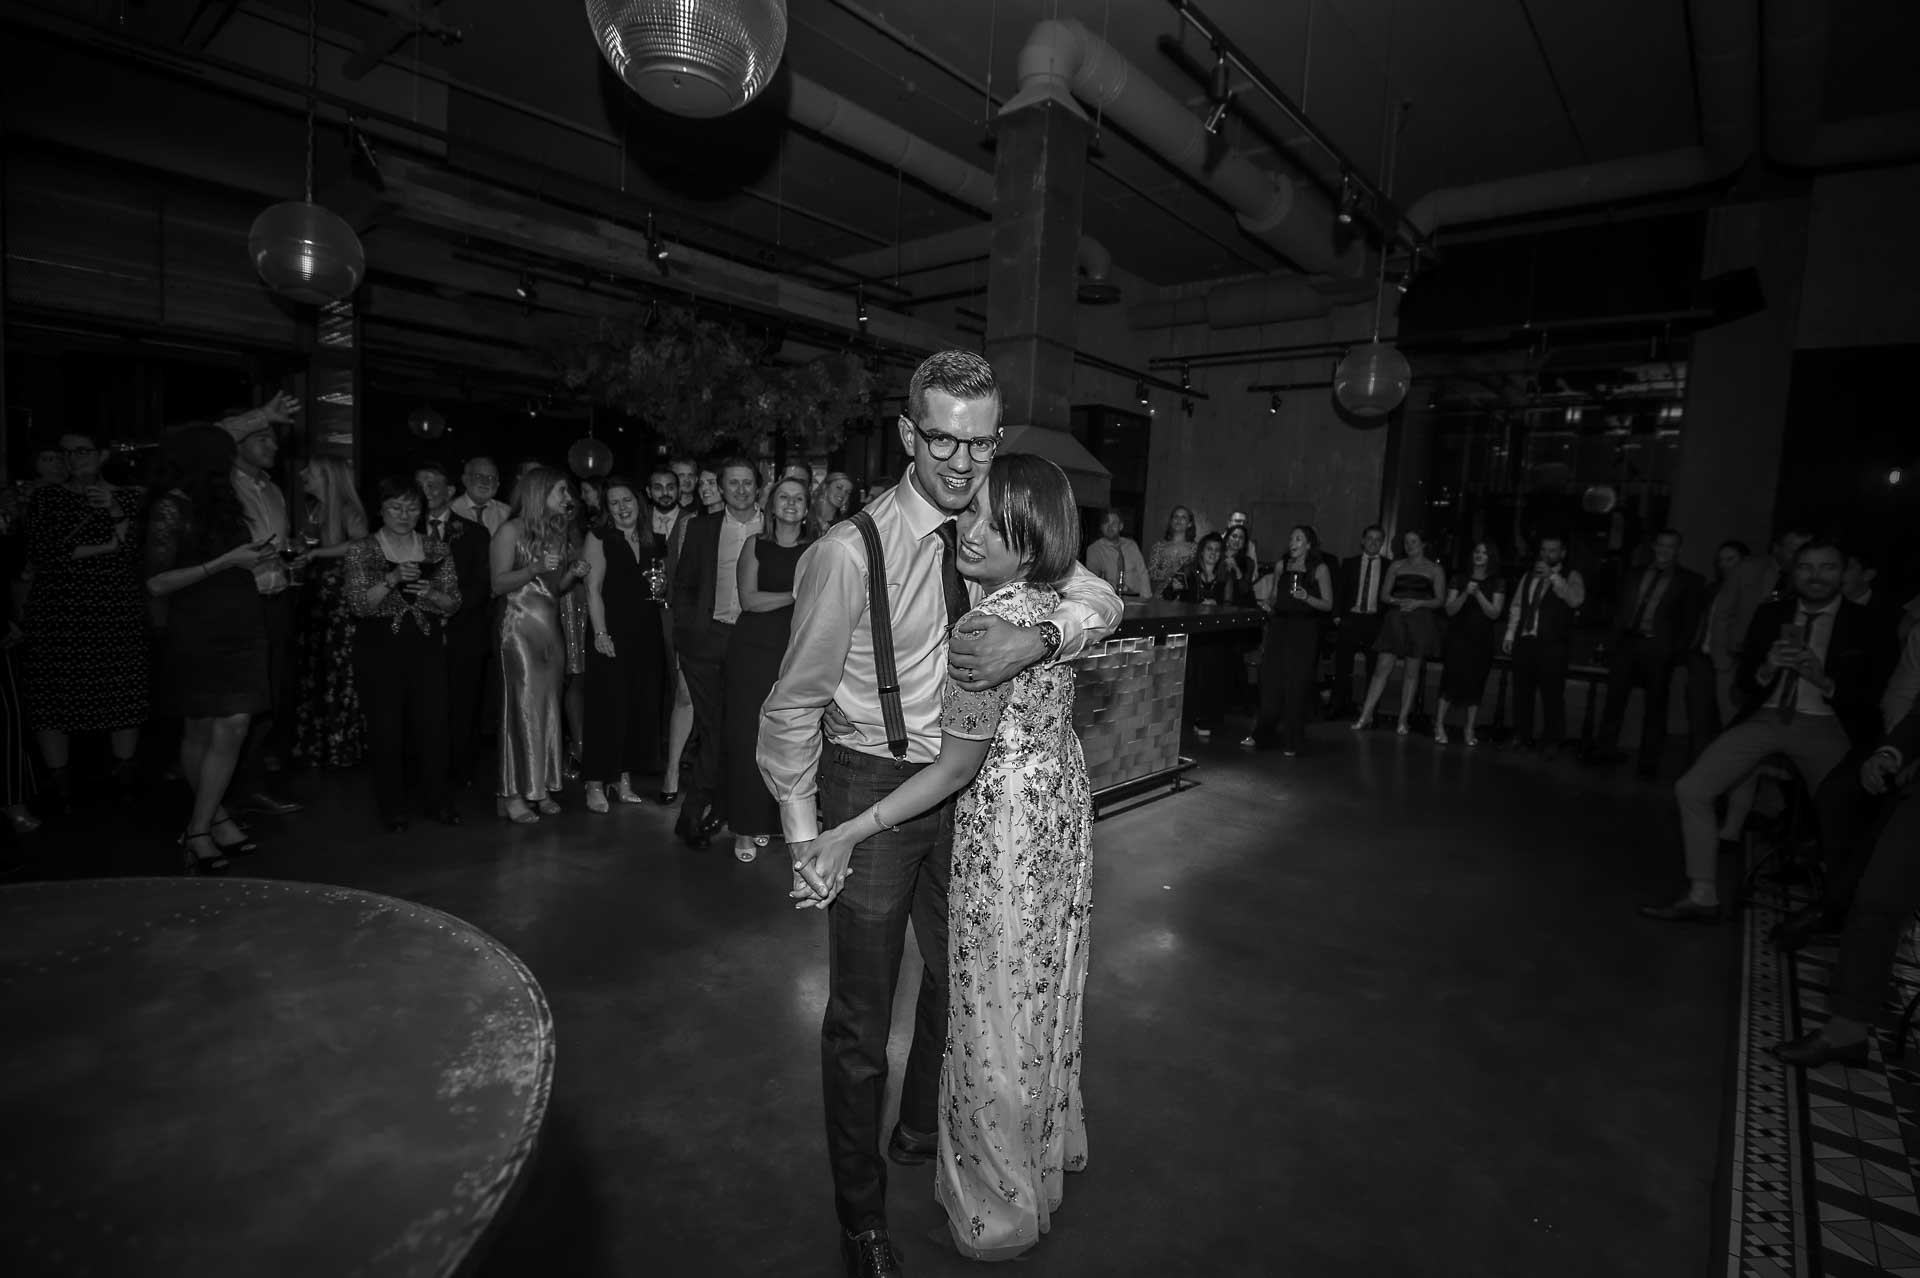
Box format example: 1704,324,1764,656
759,537,864,844
1049,560,1122,662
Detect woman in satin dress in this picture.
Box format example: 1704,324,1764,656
489,467,585,824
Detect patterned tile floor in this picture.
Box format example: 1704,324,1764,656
1729,862,1920,1277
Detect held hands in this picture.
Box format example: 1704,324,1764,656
949,615,1042,692
787,832,858,910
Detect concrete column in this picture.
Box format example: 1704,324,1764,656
984,96,1089,433
1670,198,1810,555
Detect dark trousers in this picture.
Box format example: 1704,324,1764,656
353,620,449,824
1255,615,1322,750
818,744,951,1235
584,636,665,783
1329,612,1383,713
1816,748,1899,916
1683,651,1722,762
1596,636,1677,769
1510,636,1569,745
445,612,491,787
676,625,729,825
236,590,295,793
1825,792,1919,1024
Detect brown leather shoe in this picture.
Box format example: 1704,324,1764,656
841,1228,903,1277
887,1122,936,1166
1769,1029,1870,1069
1638,898,1724,924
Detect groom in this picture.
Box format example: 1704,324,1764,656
758,350,1120,1278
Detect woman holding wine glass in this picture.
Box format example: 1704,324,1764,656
581,477,666,813
1244,525,1334,755
491,467,584,823
291,455,367,769
343,477,461,832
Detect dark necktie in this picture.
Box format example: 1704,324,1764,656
431,515,447,542
1776,608,1811,723
1630,570,1662,636
1358,557,1374,613
935,519,969,629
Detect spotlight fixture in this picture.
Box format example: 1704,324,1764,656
1269,393,1282,415
1180,363,1192,392
1892,468,1906,486
855,285,869,331
1203,51,1232,135
1203,96,1231,135
1180,396,1194,418
514,271,537,303
1335,172,1361,226
646,212,668,271
1135,379,1149,405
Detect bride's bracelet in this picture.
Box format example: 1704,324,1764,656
868,807,899,835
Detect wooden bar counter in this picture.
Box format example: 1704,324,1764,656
1069,600,1266,808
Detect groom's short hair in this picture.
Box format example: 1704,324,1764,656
906,350,999,425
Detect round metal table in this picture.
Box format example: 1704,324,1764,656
0,877,554,1277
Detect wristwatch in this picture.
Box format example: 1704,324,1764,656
1036,620,1063,663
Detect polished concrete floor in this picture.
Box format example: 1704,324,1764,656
9,721,1735,1278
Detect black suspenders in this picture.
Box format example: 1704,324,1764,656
848,511,909,760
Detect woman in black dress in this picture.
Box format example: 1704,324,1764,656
1166,533,1251,738
23,427,150,803
1353,529,1448,734
1434,542,1507,746
722,476,811,863
343,476,462,832
1246,525,1335,755
143,426,275,873
582,476,669,813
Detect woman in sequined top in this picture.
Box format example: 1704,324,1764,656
343,475,461,832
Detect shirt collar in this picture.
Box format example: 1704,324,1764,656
894,469,949,541
1801,596,1843,618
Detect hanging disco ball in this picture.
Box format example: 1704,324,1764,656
247,201,365,305
407,407,447,440
1333,341,1412,419
584,0,789,118
569,437,614,479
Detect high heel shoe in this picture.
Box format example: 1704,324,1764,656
1463,731,1480,748
1350,716,1370,731
1395,721,1410,736
612,776,646,805
496,797,539,825
538,797,562,817
7,806,41,836
178,831,229,876
585,783,609,814
1433,724,1450,746
210,814,259,857
733,835,763,863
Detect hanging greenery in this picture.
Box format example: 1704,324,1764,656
554,305,875,458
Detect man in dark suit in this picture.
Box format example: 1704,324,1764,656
1501,533,1586,758
418,461,493,790
1768,707,1920,1067
1327,524,1388,718
667,456,762,849
1590,529,1705,778
1644,538,1893,922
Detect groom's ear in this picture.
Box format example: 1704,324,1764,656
895,414,916,456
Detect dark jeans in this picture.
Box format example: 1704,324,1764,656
1816,747,1899,916
675,625,729,826
1255,614,1322,750
445,612,491,787
1596,636,1677,769
1329,612,1383,713
818,744,951,1235
1825,791,1919,1024
353,620,448,824
236,589,295,793
1510,636,1569,745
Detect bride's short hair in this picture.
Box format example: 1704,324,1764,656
985,454,1079,587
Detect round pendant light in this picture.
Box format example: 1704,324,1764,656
249,0,364,305
249,202,365,306
406,406,447,440
1333,341,1411,418
569,437,614,479
585,0,789,118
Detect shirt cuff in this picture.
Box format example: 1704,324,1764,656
780,797,820,844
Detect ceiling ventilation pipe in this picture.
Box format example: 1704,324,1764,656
1009,18,1359,278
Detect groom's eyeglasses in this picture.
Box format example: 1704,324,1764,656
905,419,1000,463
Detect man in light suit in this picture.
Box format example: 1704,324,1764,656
666,457,761,849
1707,524,1813,837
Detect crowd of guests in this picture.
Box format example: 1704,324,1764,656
0,396,874,868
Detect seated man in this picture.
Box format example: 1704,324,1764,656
1641,539,1888,922
1769,709,1920,1067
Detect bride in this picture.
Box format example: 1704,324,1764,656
799,454,1095,1262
